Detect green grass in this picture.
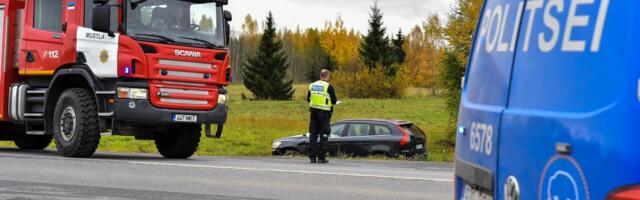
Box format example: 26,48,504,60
0,84,455,162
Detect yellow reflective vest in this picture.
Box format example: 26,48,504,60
308,81,332,111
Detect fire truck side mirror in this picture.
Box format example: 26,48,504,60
93,0,110,5
216,0,229,6
224,10,232,46
224,10,233,22
92,5,113,36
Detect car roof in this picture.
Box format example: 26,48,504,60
336,119,412,125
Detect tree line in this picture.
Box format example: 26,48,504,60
230,0,483,122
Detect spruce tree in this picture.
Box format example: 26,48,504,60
359,2,396,75
242,12,294,100
392,29,406,64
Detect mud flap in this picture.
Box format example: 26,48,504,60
205,124,224,138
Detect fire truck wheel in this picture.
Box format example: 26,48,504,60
13,131,52,150
52,88,101,158
154,125,201,159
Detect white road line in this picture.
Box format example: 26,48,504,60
128,161,454,182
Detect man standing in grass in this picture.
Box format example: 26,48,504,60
307,69,338,164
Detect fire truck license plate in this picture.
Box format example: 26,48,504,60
173,114,198,122
461,184,492,200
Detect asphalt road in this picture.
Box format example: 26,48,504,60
0,148,454,200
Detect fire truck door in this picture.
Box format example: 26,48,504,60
21,0,65,76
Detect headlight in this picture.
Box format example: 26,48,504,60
272,141,282,149
117,87,148,99
218,94,228,104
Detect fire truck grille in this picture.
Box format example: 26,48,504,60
149,58,219,110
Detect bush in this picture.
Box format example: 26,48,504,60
331,66,409,99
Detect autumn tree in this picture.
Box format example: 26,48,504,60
319,17,360,72
229,15,261,83
242,12,294,100
441,0,484,139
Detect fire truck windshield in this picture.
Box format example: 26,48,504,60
126,0,225,49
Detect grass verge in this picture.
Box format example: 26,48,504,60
0,84,455,162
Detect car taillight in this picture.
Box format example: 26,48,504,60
397,125,410,146
608,186,640,200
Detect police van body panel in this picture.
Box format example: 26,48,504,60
455,0,640,199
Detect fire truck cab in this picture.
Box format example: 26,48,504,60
0,0,232,158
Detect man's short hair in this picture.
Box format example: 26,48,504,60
320,69,331,79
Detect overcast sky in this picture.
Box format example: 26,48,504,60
226,0,454,35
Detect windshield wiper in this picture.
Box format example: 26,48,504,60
179,37,220,48
134,34,176,44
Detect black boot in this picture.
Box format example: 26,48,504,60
309,157,317,163
318,158,329,164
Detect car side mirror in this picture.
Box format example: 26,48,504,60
92,5,113,36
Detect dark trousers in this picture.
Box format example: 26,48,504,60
308,109,331,160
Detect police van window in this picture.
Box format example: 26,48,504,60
347,124,371,137
373,125,391,135
33,0,62,32
84,0,118,31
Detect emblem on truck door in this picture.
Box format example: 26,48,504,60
99,50,109,64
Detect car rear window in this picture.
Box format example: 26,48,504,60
373,125,391,135
401,124,425,137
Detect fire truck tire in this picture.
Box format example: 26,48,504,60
52,88,101,158
13,132,52,150
154,125,201,159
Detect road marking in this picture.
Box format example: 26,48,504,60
128,161,454,182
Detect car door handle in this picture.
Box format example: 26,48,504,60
52,33,62,39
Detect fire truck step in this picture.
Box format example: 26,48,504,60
26,131,45,136
26,96,44,103
23,113,43,117
26,90,47,94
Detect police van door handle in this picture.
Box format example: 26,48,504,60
52,33,62,39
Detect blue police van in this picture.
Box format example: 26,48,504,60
455,0,639,199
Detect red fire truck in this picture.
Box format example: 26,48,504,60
0,0,232,158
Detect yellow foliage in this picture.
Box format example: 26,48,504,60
319,17,361,69
331,67,409,99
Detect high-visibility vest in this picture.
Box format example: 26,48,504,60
309,80,332,111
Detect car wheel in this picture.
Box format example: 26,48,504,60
53,88,101,158
283,149,302,157
385,151,400,158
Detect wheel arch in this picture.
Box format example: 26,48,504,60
44,65,105,135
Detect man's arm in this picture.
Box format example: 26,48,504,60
307,90,311,103
328,85,338,105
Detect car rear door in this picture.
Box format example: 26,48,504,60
369,124,395,154
455,0,523,199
